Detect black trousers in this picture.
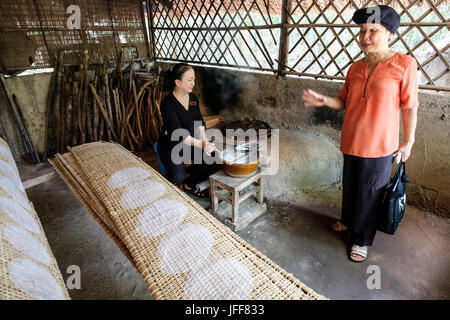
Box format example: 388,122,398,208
340,153,394,246
158,135,222,189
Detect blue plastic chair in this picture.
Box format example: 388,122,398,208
154,141,166,176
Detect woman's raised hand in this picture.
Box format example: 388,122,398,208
302,89,327,107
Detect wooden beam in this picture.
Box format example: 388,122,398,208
146,0,157,61
23,170,57,189
277,0,292,77
139,0,152,60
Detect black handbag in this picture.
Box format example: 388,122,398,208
377,161,408,235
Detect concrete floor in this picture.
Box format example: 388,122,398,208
17,155,450,300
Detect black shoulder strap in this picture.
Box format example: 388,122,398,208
392,161,406,191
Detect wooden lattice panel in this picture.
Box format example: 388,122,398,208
152,0,281,72
284,0,450,89
151,0,449,92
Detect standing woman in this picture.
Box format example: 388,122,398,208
158,63,219,197
302,5,418,262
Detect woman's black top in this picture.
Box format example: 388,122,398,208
160,92,205,145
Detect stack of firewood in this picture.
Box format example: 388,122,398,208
44,50,163,160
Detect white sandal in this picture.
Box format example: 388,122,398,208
350,244,367,262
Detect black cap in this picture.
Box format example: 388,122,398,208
352,5,400,34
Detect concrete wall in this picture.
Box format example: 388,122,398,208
0,73,52,158
187,64,449,217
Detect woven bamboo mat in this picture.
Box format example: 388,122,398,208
49,153,134,266
0,138,70,300
51,141,327,300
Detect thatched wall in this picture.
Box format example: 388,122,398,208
0,0,149,72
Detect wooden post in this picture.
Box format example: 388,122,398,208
33,0,52,64
64,70,72,149
77,60,85,144
92,68,99,142
232,189,239,227
60,69,66,152
139,0,152,60
146,0,157,61
107,0,120,60
210,179,218,214
72,81,79,146
89,84,118,141
43,67,56,160
81,50,90,144
102,56,114,134
54,51,64,152
277,0,292,77
258,176,264,203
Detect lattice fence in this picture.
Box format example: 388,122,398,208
0,0,150,71
149,0,282,73
150,0,450,92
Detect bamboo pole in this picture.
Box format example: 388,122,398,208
151,22,448,31
147,0,157,61
92,67,99,142
54,51,64,153
100,60,112,141
72,81,79,146
81,51,91,143
112,88,121,139
4,92,40,164
43,66,56,160
64,72,72,149
77,61,85,144
119,91,126,145
138,0,152,60
89,84,118,141
60,69,67,152
102,56,115,134
99,116,105,141
106,0,120,59
277,0,292,77
146,90,152,144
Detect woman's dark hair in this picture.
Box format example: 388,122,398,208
163,63,193,91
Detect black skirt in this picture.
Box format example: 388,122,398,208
340,153,394,246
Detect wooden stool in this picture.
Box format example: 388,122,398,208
209,168,264,231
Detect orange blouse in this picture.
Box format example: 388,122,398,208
339,52,418,158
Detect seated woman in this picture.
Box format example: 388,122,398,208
158,63,221,197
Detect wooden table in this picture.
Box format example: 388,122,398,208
209,168,264,231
